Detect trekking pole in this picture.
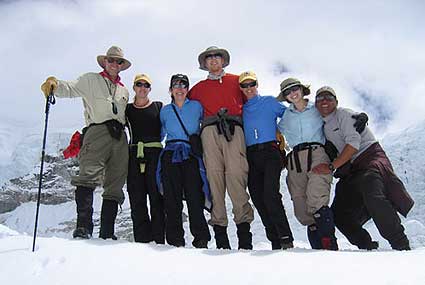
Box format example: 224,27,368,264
32,90,56,252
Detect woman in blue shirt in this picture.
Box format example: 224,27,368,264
157,74,211,248
240,71,294,250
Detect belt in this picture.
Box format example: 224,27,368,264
289,142,324,173
247,141,278,152
292,142,324,152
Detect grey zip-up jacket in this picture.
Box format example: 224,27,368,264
322,107,377,161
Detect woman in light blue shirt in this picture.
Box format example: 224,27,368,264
277,77,338,250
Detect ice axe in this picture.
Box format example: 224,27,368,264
32,89,55,252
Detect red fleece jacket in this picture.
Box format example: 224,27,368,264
188,73,246,118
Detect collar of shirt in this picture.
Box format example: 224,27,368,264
99,70,124,87
288,100,314,113
323,109,337,123
171,98,190,108
244,94,260,107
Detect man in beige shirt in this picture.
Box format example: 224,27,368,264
41,46,131,240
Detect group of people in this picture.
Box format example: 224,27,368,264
40,45,414,251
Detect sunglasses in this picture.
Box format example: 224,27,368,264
205,53,222,60
106,57,125,65
282,85,301,97
315,93,336,102
135,82,151,88
172,82,188,89
240,81,257,89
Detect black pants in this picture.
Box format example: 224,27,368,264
332,170,408,249
247,145,293,243
161,151,211,246
127,148,165,243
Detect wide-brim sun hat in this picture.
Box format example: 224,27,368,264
198,46,230,71
97,46,131,71
276,77,311,102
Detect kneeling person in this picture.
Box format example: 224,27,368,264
313,86,414,250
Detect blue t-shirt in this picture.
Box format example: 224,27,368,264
160,98,203,142
242,95,286,146
277,101,325,148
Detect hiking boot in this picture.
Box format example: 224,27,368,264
237,222,253,250
358,240,379,250
192,239,208,249
271,240,282,250
313,206,338,250
280,237,294,250
72,227,92,239
391,237,411,251
213,225,231,249
74,186,94,239
99,199,118,240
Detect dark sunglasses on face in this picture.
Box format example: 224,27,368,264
316,93,336,102
240,81,257,89
106,57,125,65
135,82,151,88
172,82,188,89
282,85,301,97
205,53,222,60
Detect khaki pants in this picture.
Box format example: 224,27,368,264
286,146,332,226
201,125,253,226
71,124,128,204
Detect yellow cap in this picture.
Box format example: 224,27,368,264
239,71,257,83
133,73,152,85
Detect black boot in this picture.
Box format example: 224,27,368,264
236,222,253,250
313,206,338,250
307,224,322,249
99,199,118,240
192,239,208,249
73,186,94,239
213,225,231,249
359,240,379,250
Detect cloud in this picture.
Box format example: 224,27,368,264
1,0,424,137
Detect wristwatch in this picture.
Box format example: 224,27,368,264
328,163,335,173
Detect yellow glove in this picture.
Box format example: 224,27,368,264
276,131,286,152
40,76,58,98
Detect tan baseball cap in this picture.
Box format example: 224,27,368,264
239,71,257,83
133,73,152,85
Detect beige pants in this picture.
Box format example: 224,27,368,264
286,146,332,226
201,125,254,226
71,124,128,204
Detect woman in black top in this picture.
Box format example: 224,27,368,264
126,74,165,243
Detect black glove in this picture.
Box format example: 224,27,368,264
324,140,338,161
352,112,368,133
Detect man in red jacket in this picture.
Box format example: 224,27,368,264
188,46,254,249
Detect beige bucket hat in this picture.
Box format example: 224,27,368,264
97,46,131,71
198,46,230,71
276,77,310,102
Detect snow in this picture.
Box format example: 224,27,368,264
1,227,424,285
1,120,425,284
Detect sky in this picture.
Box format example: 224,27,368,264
1,0,425,137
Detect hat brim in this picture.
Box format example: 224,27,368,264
239,76,257,84
198,48,230,71
276,83,311,102
97,55,131,71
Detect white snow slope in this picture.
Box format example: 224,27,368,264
1,121,425,285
